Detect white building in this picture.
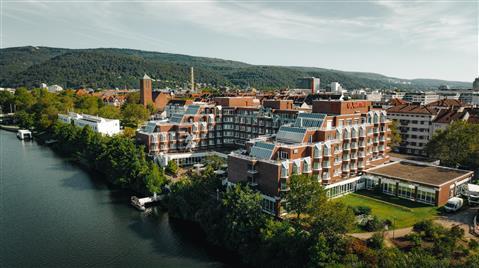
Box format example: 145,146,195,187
459,92,479,107
403,92,439,105
47,85,64,93
330,82,343,93
58,112,120,136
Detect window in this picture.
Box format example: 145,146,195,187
382,182,396,195
398,185,413,199
416,189,436,205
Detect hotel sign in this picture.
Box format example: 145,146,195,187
346,101,368,109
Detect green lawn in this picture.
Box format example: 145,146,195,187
338,191,439,230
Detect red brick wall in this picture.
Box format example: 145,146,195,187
313,100,371,114
140,78,152,107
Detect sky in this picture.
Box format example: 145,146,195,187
2,0,478,82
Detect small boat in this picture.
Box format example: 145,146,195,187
131,196,146,211
17,129,32,140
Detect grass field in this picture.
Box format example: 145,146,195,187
338,191,439,229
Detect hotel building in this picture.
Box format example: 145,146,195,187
227,100,391,216
135,97,300,165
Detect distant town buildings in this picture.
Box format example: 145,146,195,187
296,77,320,94
58,112,120,136
402,91,439,105
329,82,343,93
473,77,479,91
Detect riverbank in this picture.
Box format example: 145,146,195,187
0,124,19,132
0,129,230,267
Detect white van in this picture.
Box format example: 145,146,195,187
444,197,464,212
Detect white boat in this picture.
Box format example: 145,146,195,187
131,196,146,211
17,129,32,140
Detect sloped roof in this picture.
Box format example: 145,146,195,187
433,108,467,124
387,104,437,115
388,98,408,106
426,99,464,108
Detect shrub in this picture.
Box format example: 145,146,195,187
405,232,422,247
368,232,384,249
353,205,372,216
413,220,443,240
365,216,383,232
469,239,479,250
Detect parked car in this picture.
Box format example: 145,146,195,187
444,197,464,212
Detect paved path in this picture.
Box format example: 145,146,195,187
349,227,413,240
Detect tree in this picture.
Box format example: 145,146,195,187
389,120,402,149
199,184,267,259
284,174,327,220
145,164,167,194
98,105,121,119
125,92,140,104
15,110,34,129
425,121,479,169
166,160,178,175
121,103,149,127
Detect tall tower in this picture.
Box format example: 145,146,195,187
190,67,195,92
140,74,152,107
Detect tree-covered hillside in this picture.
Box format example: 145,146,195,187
0,46,471,90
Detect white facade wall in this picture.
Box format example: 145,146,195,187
58,112,120,136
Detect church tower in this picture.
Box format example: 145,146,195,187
140,74,152,107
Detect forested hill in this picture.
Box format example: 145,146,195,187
0,46,471,90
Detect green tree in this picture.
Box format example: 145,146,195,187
14,87,36,111
98,105,121,119
389,120,402,149
145,164,167,194
425,121,479,169
166,160,178,175
15,110,34,129
121,103,149,127
125,92,140,104
284,174,327,220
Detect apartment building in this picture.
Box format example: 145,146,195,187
387,105,436,155
58,112,120,136
227,100,391,216
387,99,470,155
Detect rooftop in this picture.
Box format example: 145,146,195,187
387,104,437,115
365,161,473,187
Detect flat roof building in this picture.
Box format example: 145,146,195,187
363,161,473,206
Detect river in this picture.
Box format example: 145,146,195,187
0,130,232,267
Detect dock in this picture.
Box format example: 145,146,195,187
131,194,164,211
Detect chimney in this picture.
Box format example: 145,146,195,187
190,67,195,92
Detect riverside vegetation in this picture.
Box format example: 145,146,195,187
3,87,479,267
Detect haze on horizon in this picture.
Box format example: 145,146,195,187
2,0,478,82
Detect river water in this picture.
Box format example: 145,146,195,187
0,130,231,267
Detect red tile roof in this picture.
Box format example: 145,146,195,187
388,98,408,106
426,99,465,108
386,104,437,115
